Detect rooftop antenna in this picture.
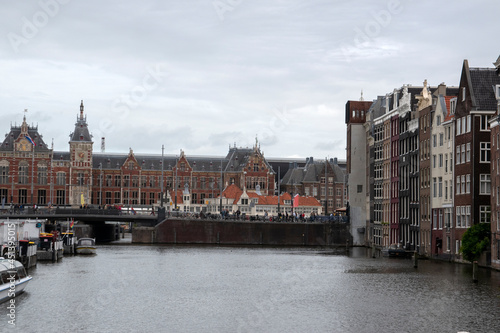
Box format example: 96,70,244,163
360,90,364,101
101,137,105,152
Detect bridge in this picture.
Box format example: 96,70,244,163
1,207,162,226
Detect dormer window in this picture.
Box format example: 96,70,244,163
495,84,500,100
450,98,457,115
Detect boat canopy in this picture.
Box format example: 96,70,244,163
0,259,28,283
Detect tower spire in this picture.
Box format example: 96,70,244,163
80,100,84,120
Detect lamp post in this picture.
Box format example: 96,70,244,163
99,162,102,207
174,155,178,211
277,166,280,217
219,159,223,214
161,145,164,208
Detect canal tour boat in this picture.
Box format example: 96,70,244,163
0,258,33,303
76,238,97,254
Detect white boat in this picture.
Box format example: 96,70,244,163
76,238,97,254
0,258,33,303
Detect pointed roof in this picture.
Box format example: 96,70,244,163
70,100,92,143
0,114,50,152
468,67,500,111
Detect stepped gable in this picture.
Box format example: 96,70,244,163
0,115,50,152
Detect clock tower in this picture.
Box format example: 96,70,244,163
69,100,93,206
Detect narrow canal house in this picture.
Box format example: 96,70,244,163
417,81,433,256
345,99,372,246
454,58,499,261
430,92,456,258
487,56,500,270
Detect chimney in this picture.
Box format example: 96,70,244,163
310,156,314,164
333,157,338,165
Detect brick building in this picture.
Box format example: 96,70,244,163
0,102,278,213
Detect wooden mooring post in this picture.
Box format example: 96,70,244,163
473,261,478,283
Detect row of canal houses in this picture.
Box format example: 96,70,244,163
346,55,500,269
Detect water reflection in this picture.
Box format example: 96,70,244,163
1,246,499,333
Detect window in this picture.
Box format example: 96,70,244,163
467,115,471,132
18,163,28,184
439,133,444,146
480,115,491,131
480,205,491,223
0,165,9,184
450,98,457,114
56,172,66,185
437,115,441,126
466,174,471,194
462,87,466,102
56,190,66,205
439,154,443,168
438,177,442,197
480,174,491,194
456,149,460,165
480,142,491,162
114,175,121,187
466,206,471,227
445,154,448,172
433,155,436,168
357,185,362,193
466,143,471,162
433,178,437,198
461,175,465,194
462,117,466,134
456,176,460,195
457,118,461,135
37,166,47,185
433,135,437,148
456,206,461,227
461,144,466,164
445,180,448,199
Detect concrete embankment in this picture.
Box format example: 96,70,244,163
132,219,352,246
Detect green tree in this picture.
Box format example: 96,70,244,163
460,223,490,262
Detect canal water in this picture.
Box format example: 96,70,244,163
2,245,500,333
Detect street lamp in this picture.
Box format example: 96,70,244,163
219,159,223,214
99,162,102,207
161,145,164,208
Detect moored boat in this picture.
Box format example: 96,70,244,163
0,258,32,303
76,238,96,254
386,244,412,258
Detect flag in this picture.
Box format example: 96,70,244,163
25,135,36,146
70,219,74,229
80,193,85,206
293,194,299,208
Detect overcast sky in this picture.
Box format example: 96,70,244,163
1,0,499,160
